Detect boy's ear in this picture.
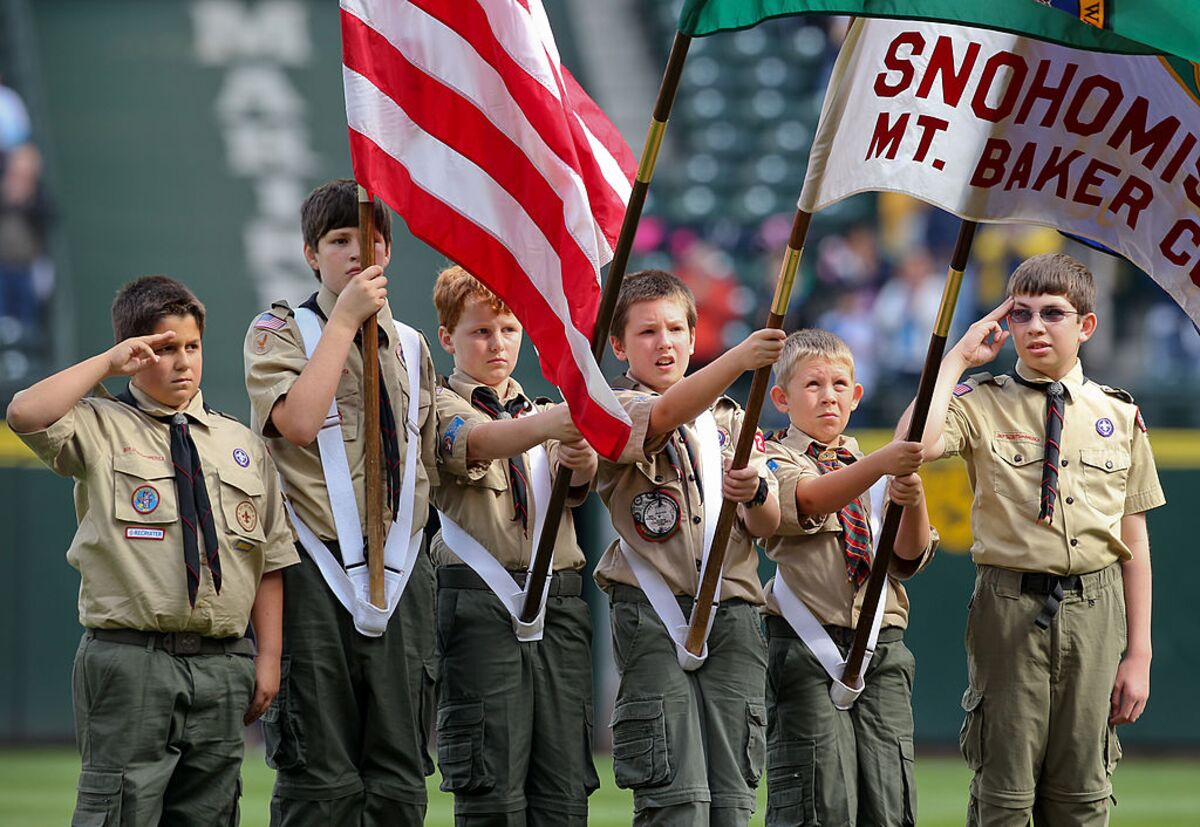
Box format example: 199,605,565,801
1078,311,1098,343
850,383,864,410
437,325,454,355
303,242,318,272
769,384,789,414
610,334,628,363
688,325,696,355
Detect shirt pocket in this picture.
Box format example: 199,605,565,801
990,437,1043,506
336,393,360,442
1079,447,1131,518
113,454,178,524
216,469,268,546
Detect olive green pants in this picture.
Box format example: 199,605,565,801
608,585,767,827
71,631,255,827
764,619,917,827
264,543,436,827
435,567,599,825
961,564,1125,827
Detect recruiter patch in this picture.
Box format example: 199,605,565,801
233,448,250,467
235,501,258,532
131,485,160,515
1095,417,1115,437
125,527,164,541
630,488,681,543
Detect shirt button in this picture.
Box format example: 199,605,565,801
1105,460,1113,469
1065,496,1074,505
1070,538,1078,547
1014,454,1023,462
692,515,702,525
655,475,663,482
1061,459,1069,467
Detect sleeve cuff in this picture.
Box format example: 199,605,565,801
1125,488,1166,515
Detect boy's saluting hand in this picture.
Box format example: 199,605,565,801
949,298,1014,368
104,331,175,377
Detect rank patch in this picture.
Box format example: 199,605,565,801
254,313,286,330
125,527,164,541
630,488,682,543
131,484,160,514
1095,417,1115,437
233,448,250,467
953,383,973,397
235,500,258,532
442,415,465,457
253,331,272,354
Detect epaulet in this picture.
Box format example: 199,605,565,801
210,408,243,424
1099,384,1136,405
974,371,1006,386
714,394,740,412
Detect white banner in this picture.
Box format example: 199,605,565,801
800,18,1200,326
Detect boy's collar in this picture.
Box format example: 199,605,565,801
448,369,524,402
1014,358,1086,396
127,382,212,425
613,371,661,395
778,425,859,454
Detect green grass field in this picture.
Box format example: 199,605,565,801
1,748,1197,825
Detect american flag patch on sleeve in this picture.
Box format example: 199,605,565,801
953,383,973,397
254,313,287,331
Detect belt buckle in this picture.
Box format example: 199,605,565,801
165,632,203,655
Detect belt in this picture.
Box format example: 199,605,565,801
765,615,905,646
607,582,753,609
1020,573,1083,630
436,565,583,597
88,628,256,656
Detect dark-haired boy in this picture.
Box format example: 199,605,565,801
7,275,298,824
243,179,439,825
595,269,785,826
911,253,1165,826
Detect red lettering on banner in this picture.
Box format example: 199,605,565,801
1073,157,1121,207
970,138,1009,187
1160,219,1200,287
916,36,980,107
1063,75,1123,137
1033,146,1085,198
1161,133,1198,185
972,51,1028,122
1004,142,1037,191
1185,161,1200,210
1106,96,1181,170
1108,176,1153,231
1015,59,1079,127
866,112,909,160
875,32,925,97
913,114,949,164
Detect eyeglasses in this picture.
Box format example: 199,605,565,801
1009,307,1079,325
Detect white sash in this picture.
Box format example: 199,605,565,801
619,410,723,672
774,477,888,709
437,430,553,641
285,307,424,637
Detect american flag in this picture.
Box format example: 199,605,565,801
339,0,635,460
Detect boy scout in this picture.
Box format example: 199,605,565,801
594,269,785,827
6,275,297,825
430,265,600,824
912,254,1164,826
243,179,439,825
761,329,935,826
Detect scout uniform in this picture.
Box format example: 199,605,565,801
594,374,777,827
243,285,438,826
945,359,1165,826
761,426,936,827
18,382,298,825
431,370,599,824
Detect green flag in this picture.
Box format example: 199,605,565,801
678,0,1198,63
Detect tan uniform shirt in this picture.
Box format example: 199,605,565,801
243,286,438,542
944,359,1165,574
18,384,298,636
593,374,778,606
761,428,936,629
431,371,587,572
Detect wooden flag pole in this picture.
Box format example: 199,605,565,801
358,185,386,610
519,33,694,623
683,209,811,656
840,219,978,688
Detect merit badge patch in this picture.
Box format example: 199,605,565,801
254,313,286,331
233,539,255,553
630,488,682,543
233,448,250,467
125,527,165,541
442,415,465,457
953,383,973,397
1095,417,1115,437
131,485,160,515
253,331,272,354
235,501,258,532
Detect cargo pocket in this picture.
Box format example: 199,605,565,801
262,655,306,772
419,661,437,778
766,740,816,825
611,697,671,789
226,777,242,827
582,702,601,795
959,687,984,772
899,735,917,826
437,700,492,793
742,702,767,786
1104,723,1122,777
71,768,122,826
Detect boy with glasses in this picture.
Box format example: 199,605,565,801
908,253,1165,826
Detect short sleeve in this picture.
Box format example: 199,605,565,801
243,313,309,438
255,442,301,573
15,398,102,479
613,391,659,465
943,393,977,458
436,388,490,481
417,336,441,487
1124,410,1166,515
766,446,825,536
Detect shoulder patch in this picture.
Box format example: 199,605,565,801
254,312,287,331
953,382,973,397
1099,384,1136,405
1135,407,1147,433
